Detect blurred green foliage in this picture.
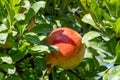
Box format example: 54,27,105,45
0,0,120,80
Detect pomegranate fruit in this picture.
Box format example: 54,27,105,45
46,27,85,69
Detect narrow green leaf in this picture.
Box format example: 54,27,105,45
115,18,120,37
105,0,120,17
115,41,120,64
0,72,4,80
0,0,6,20
9,0,20,14
4,0,15,26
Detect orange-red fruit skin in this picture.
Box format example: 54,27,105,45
46,27,85,69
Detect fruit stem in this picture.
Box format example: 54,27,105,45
48,71,53,80
47,65,54,80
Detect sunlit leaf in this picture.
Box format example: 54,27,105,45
1,56,12,64
0,24,8,32
0,32,8,44
14,13,25,21
82,31,101,43
31,45,50,53
82,14,96,28
31,1,46,13
103,65,120,80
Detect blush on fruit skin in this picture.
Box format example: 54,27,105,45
46,27,85,70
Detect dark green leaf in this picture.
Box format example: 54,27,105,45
31,23,53,34
24,32,41,44
4,75,22,80
0,64,15,74
10,42,30,62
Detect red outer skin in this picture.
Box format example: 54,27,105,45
46,27,85,69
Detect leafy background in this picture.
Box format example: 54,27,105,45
0,0,120,80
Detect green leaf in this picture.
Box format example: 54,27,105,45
103,65,120,80
0,64,16,74
4,0,15,26
0,55,12,64
82,31,101,43
14,13,25,21
25,1,46,23
115,41,120,64
98,66,107,73
31,1,46,13
82,14,96,27
0,24,8,32
80,0,89,10
9,0,20,14
105,0,120,17
34,56,46,70
22,0,30,10
31,45,50,53
114,18,120,37
0,0,6,20
10,42,30,62
49,45,59,52
86,40,110,54
0,72,4,80
31,23,53,34
18,1,46,34
4,75,22,80
0,32,8,44
60,71,79,80
24,32,41,44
